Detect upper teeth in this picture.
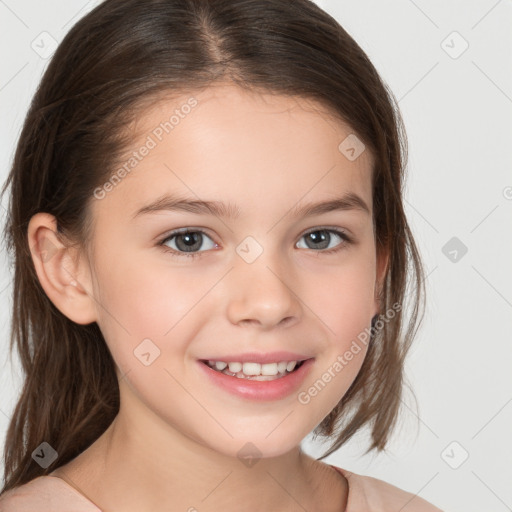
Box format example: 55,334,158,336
207,360,298,376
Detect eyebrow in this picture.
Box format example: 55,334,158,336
132,192,370,220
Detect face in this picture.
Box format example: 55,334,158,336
82,83,382,459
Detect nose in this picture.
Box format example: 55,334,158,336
225,253,302,330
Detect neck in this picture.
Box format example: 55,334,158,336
51,383,347,512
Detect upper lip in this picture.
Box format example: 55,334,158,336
199,351,313,364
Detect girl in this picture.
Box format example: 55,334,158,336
0,0,443,510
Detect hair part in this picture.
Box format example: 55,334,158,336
0,0,424,493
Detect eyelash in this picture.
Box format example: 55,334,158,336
157,227,353,260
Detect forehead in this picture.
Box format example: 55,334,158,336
93,83,374,224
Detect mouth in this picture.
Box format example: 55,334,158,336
199,359,308,381
197,356,315,401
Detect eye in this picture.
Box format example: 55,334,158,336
296,228,351,253
158,229,218,258
158,227,352,260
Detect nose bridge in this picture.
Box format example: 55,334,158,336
225,235,301,328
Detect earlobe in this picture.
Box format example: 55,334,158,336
27,212,97,325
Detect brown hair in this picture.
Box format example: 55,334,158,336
0,0,424,494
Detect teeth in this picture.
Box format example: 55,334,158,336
243,362,262,375
205,359,302,378
261,363,278,376
228,362,242,373
286,361,297,372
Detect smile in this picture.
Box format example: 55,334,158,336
197,357,315,401
202,360,305,380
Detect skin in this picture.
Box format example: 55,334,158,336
28,83,388,512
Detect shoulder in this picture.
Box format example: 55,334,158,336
0,476,101,512
331,465,445,512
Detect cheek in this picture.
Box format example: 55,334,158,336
303,252,376,338
93,250,210,329
90,250,214,376
295,254,375,415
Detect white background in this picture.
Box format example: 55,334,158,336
1,1,511,511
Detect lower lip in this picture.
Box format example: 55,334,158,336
197,359,315,401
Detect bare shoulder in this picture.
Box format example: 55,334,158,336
332,466,444,512
0,477,47,511
0,476,100,511
349,470,444,512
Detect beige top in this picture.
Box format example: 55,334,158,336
0,465,444,511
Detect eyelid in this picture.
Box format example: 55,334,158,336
158,225,352,242
296,226,353,253
157,227,219,256
157,225,353,258
158,226,217,243
301,225,352,240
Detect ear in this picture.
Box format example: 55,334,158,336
27,212,97,325
373,243,390,317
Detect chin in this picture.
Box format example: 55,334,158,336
199,429,302,462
